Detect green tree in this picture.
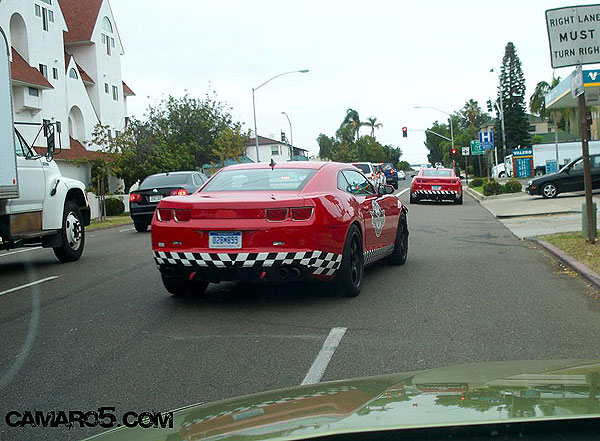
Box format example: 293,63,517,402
317,133,335,160
396,160,413,171
342,108,362,141
495,42,530,152
362,116,383,139
213,123,249,167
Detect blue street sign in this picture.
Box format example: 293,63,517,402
479,131,494,150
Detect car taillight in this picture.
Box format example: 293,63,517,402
265,208,288,222
157,208,172,221
174,209,191,222
170,188,188,196
291,207,313,221
129,193,141,202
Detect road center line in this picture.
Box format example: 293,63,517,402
397,188,409,197
0,247,42,258
119,227,135,232
0,276,59,297
301,327,347,386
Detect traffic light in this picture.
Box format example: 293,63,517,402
402,127,407,138
450,147,457,156
487,99,493,113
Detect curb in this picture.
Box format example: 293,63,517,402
496,210,580,219
465,187,484,202
87,221,133,232
531,238,600,290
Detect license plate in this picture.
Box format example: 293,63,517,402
432,186,441,190
209,231,242,249
149,195,163,202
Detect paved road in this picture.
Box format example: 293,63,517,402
1,180,600,440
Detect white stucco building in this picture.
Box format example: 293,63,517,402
246,136,309,163
0,0,134,190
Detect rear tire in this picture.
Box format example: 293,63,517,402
53,201,85,263
410,193,418,204
134,220,148,232
334,225,364,297
455,193,463,205
388,214,408,265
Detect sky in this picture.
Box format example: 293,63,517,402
110,0,596,164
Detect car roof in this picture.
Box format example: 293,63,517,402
223,162,327,171
148,171,197,177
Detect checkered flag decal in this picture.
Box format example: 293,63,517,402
154,250,342,276
412,190,458,196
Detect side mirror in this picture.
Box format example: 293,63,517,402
43,119,55,159
378,184,395,195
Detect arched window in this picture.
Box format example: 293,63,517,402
69,68,78,79
102,17,113,33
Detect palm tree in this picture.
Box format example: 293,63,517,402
362,116,383,138
529,75,560,118
342,108,361,141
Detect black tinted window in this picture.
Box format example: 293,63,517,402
140,174,192,188
353,163,371,174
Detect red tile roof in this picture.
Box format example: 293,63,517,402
122,81,134,96
60,0,103,44
34,137,105,160
10,48,53,89
64,52,95,84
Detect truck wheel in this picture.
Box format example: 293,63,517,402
53,201,85,263
498,172,506,178
334,225,364,297
134,221,148,232
541,182,558,199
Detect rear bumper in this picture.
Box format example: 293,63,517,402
130,204,157,222
153,249,342,282
412,190,460,200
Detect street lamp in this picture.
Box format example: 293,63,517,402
252,69,309,162
414,106,454,164
490,68,506,165
281,111,293,146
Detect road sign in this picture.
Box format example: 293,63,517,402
479,131,494,150
546,5,600,69
470,140,484,155
462,147,470,156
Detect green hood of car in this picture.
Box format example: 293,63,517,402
86,359,600,441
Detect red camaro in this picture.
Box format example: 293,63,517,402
151,162,409,298
410,168,463,205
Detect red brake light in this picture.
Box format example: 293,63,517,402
129,193,141,202
174,209,191,222
170,188,188,196
157,208,172,221
291,207,313,221
265,208,288,222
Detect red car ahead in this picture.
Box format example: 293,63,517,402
151,162,409,298
410,168,462,205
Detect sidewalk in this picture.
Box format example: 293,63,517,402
468,188,600,238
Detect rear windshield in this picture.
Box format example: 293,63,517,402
382,164,393,171
353,164,371,174
202,168,317,191
422,169,453,177
140,174,191,188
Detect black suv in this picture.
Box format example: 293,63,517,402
526,154,600,198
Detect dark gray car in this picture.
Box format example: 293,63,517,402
129,171,208,231
526,154,600,198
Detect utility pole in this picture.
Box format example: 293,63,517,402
578,84,596,243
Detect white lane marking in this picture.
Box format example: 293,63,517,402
0,247,42,258
119,227,135,232
0,276,59,297
397,188,409,197
301,327,347,385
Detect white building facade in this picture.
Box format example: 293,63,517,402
0,0,134,190
246,136,308,163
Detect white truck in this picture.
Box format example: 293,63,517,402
0,28,90,262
